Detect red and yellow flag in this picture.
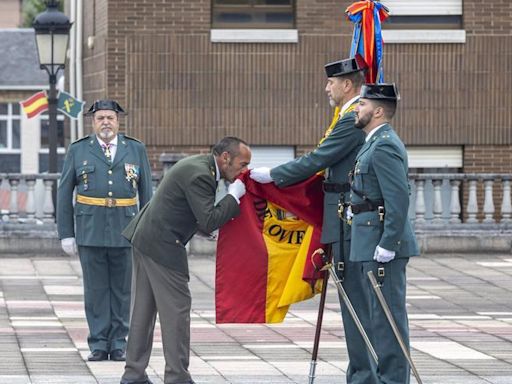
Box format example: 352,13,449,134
216,173,325,324
19,91,48,119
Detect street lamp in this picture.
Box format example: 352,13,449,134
33,0,71,215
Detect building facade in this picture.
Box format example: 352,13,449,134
78,0,512,176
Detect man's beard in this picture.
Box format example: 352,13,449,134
354,113,371,130
328,97,337,108
99,128,114,140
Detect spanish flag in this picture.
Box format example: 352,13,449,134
19,91,48,119
216,173,325,323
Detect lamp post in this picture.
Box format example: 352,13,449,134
33,0,71,216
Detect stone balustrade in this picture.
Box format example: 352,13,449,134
1,172,511,228
0,172,511,254
410,173,511,228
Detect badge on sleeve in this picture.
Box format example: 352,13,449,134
125,163,140,188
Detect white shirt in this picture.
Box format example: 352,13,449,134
214,156,220,182
339,95,360,118
365,124,386,142
97,135,118,161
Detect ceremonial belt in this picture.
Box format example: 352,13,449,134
323,182,350,193
76,194,137,208
350,199,384,214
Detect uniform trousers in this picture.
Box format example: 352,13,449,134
362,258,410,384
332,238,379,384
122,246,192,384
78,246,132,353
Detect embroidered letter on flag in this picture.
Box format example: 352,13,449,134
19,91,48,119
216,173,325,323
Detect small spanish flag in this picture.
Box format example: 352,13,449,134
19,91,48,119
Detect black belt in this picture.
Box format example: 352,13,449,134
350,199,384,214
323,182,350,193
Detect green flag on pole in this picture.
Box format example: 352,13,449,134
57,91,85,119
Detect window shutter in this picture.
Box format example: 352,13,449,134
380,0,462,16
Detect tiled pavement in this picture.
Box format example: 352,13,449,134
1,253,512,384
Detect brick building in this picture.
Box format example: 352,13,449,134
78,0,511,175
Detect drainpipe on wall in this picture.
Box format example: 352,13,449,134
69,0,76,142
76,0,84,139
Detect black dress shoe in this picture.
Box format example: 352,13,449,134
110,349,126,361
88,350,108,361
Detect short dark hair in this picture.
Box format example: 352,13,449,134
341,70,366,89
212,136,248,157
372,99,397,119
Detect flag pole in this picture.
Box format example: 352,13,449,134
308,245,331,384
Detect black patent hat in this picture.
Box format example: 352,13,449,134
360,83,400,101
85,100,126,115
324,54,368,78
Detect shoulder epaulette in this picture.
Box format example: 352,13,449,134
122,134,142,143
70,135,91,145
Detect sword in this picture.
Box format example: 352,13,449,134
311,249,379,365
367,270,423,384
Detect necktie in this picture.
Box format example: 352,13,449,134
101,143,112,161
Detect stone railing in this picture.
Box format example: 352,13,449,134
409,173,511,227
1,172,511,254
0,173,60,223
1,172,511,226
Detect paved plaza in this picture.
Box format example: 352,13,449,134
0,252,512,384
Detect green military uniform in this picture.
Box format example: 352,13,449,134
121,154,240,384
350,122,419,384
270,56,379,384
57,133,153,355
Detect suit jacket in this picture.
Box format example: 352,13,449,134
349,124,419,262
122,154,240,277
57,133,153,247
270,103,365,244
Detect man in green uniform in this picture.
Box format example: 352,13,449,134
350,83,419,384
120,137,251,384
251,55,379,383
57,100,153,362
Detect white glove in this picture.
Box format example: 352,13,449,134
346,205,354,221
61,237,78,257
227,179,246,203
250,167,273,184
373,245,395,263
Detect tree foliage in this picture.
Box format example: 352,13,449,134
21,0,64,28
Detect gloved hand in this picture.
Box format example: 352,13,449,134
250,167,273,184
228,179,246,203
61,237,78,257
346,205,354,221
373,245,395,263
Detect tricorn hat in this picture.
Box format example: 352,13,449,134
360,83,400,101
324,54,368,78
86,99,125,115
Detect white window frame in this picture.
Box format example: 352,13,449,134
381,0,465,44
0,102,22,153
210,0,298,43
38,113,66,155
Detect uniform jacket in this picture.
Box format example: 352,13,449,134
122,154,240,277
57,133,153,247
270,102,365,244
349,124,419,262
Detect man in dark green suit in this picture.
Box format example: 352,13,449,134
120,137,251,384
350,83,419,384
251,56,379,383
57,100,153,362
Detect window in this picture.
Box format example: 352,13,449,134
39,112,66,149
381,0,465,43
212,0,295,29
0,103,21,150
